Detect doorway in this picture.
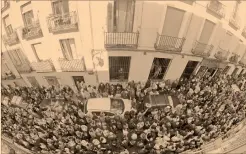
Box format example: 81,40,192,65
72,76,85,91
45,76,59,88
196,66,207,77
27,76,40,87
206,68,217,77
180,61,199,79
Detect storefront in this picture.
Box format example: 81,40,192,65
196,59,227,78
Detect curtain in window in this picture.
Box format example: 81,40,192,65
23,11,34,26
8,49,24,66
4,15,13,35
115,0,134,32
60,39,74,60
52,0,69,15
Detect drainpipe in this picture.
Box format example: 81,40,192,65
89,1,99,84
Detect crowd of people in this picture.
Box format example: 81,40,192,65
1,73,246,154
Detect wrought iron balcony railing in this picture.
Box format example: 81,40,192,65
15,63,32,74
154,33,185,52
229,14,241,30
47,11,78,33
104,32,139,49
22,20,43,40
2,31,20,46
31,59,55,73
242,27,246,39
229,53,240,63
214,47,229,61
207,1,225,18
58,58,85,72
1,0,10,12
191,41,213,57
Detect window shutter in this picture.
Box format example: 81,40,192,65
62,0,69,14
107,3,113,32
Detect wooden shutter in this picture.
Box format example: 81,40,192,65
107,3,113,32
62,0,69,14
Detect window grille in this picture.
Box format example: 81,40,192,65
232,68,239,76
148,58,171,80
109,56,131,81
181,61,199,79
222,66,230,74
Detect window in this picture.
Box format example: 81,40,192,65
113,0,135,32
148,58,171,80
109,56,131,81
22,10,34,26
232,68,239,76
52,0,69,15
239,69,244,75
59,39,76,60
196,66,207,77
45,76,59,86
222,66,230,74
3,15,13,35
8,49,26,66
31,43,44,62
110,98,124,114
162,7,185,37
180,61,199,79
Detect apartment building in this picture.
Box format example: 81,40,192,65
1,0,246,89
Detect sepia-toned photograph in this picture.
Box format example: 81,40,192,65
1,0,246,154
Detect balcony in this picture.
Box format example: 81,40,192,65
104,32,139,49
1,1,10,12
2,32,20,46
229,53,240,64
154,33,185,52
242,27,246,39
191,41,214,57
22,20,43,40
58,58,85,72
31,59,55,73
15,63,32,74
206,1,225,18
214,47,229,61
47,11,78,33
229,15,241,30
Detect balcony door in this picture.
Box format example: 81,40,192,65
199,19,215,44
60,38,76,60
162,7,185,37
3,15,13,35
52,0,69,15
8,49,26,66
113,0,135,32
22,10,34,27
148,58,171,80
180,61,199,79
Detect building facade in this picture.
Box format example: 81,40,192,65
2,0,246,89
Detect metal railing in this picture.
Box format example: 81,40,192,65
104,32,139,49
229,14,241,30
242,26,246,38
192,41,213,57
2,31,20,46
58,58,85,72
1,0,10,12
214,47,229,61
31,59,55,73
229,53,240,63
22,20,43,40
47,11,78,33
207,1,225,18
154,33,185,52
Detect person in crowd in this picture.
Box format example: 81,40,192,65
1,73,246,154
